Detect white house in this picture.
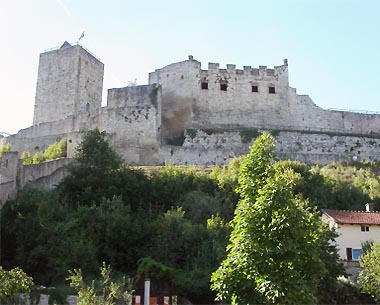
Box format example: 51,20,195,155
322,203,380,262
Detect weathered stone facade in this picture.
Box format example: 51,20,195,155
0,152,72,207
1,41,380,203
33,43,104,125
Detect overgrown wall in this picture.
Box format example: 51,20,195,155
0,156,73,207
18,157,73,190
158,130,380,165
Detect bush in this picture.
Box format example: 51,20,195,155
0,143,11,159
0,266,34,304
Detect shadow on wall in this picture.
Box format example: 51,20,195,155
161,92,193,139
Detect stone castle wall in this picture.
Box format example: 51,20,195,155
18,157,73,190
0,152,73,206
0,152,20,207
150,57,380,136
2,43,380,202
33,43,104,125
97,84,162,164
157,129,380,166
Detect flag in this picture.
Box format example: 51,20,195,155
78,31,85,41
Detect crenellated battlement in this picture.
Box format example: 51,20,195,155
202,59,288,79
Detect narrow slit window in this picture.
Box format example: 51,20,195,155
220,84,227,91
269,86,276,94
201,82,208,90
252,85,258,92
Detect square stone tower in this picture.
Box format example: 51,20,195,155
33,42,104,125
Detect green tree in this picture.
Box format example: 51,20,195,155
58,129,122,206
358,242,380,301
67,262,133,305
211,134,342,305
0,266,34,305
73,129,121,175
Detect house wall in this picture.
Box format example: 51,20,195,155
335,224,380,260
322,214,380,260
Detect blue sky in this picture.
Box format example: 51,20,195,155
1,0,379,135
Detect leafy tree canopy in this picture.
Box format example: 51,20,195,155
211,133,343,305
58,129,123,206
73,129,121,175
358,242,380,302
3,131,377,304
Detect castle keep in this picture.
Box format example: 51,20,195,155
2,41,380,203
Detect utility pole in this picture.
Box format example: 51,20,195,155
144,278,150,305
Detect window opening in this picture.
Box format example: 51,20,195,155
346,248,352,260
361,225,370,232
220,84,227,91
252,85,258,92
201,82,208,90
269,86,276,94
352,249,362,261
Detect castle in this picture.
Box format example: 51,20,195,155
1,41,380,204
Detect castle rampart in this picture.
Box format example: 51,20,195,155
100,84,162,164
3,43,380,202
0,152,19,206
0,152,73,206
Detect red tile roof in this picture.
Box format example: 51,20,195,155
322,209,380,225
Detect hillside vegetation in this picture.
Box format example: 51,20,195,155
1,130,379,304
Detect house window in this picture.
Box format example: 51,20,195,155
220,83,227,91
252,85,258,92
201,82,208,90
347,247,362,261
346,248,352,260
268,86,276,94
361,225,370,232
352,249,362,261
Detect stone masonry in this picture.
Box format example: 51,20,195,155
1,41,380,203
